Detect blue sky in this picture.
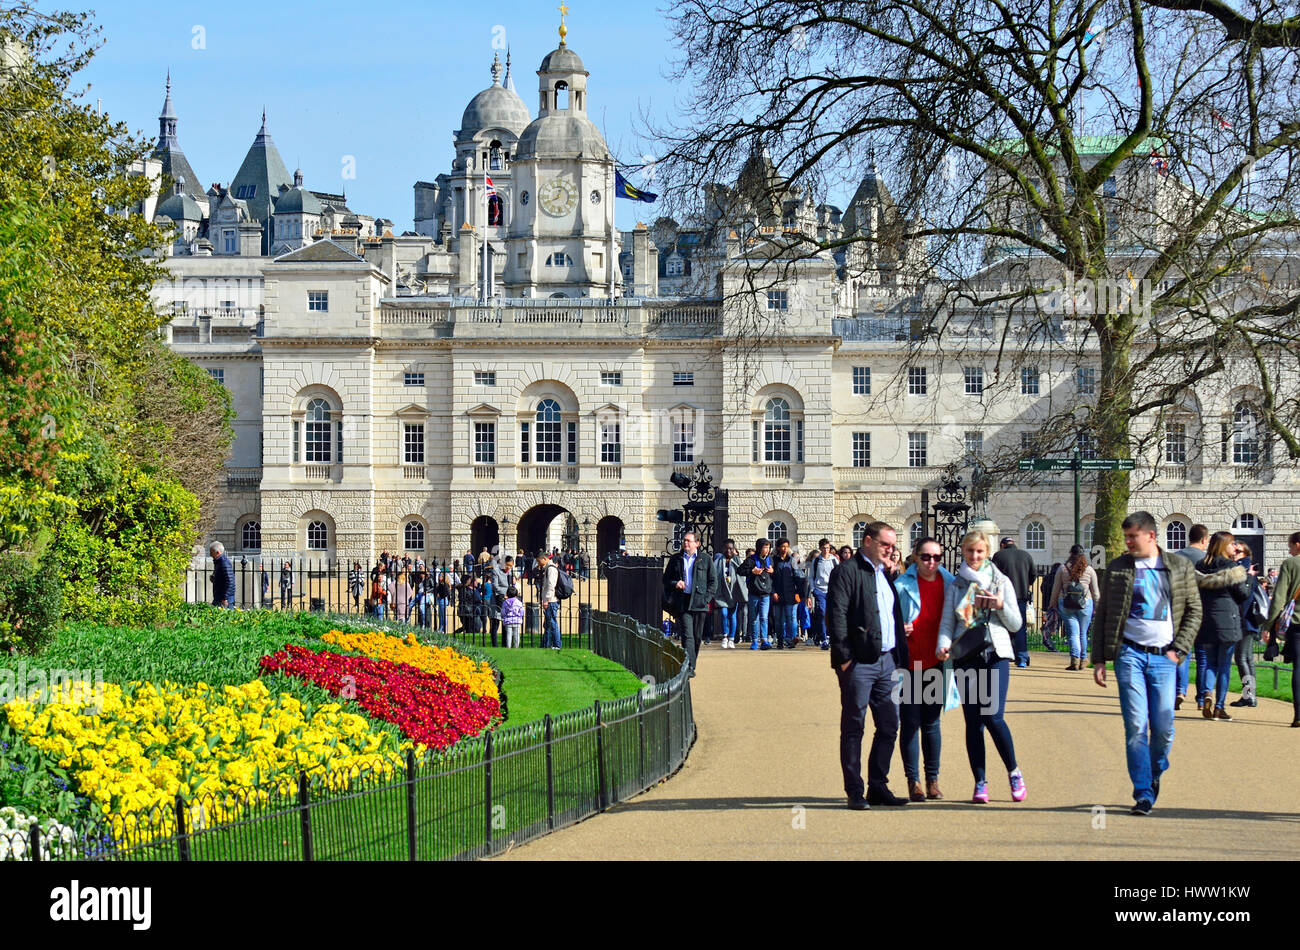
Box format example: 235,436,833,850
73,0,684,231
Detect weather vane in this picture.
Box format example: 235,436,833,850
559,3,569,44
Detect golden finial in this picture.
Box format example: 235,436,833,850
559,3,569,44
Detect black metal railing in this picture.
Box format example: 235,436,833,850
16,610,692,862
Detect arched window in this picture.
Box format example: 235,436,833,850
763,397,792,462
488,195,503,226
305,398,334,463
671,522,687,546
1232,402,1260,464
555,81,569,109
910,520,925,547
767,520,787,542
852,521,868,549
1024,521,1047,551
405,521,425,551
1233,513,1262,532
1165,520,1188,550
489,140,503,171
241,521,262,551
1082,519,1096,550
535,398,563,464
306,521,328,551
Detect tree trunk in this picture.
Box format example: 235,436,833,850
1093,311,1136,559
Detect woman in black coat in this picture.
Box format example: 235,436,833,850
1195,531,1252,720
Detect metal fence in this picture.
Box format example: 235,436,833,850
7,610,692,862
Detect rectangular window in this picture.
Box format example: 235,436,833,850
208,368,225,385
600,371,622,386
600,421,622,464
1021,366,1040,395
852,366,871,395
567,421,577,465
908,432,928,467
964,430,984,463
852,432,871,468
765,419,791,463
474,371,496,386
223,231,237,254
1165,424,1187,465
673,421,695,464
520,421,530,464
474,422,496,464
293,421,300,463
1077,431,1098,460
404,372,424,387
673,372,694,386
796,419,804,463
307,291,329,312
908,366,928,395
766,290,788,311
1076,366,1097,395
1020,431,1035,453
305,419,331,463
403,424,425,465
964,366,985,396
751,420,759,463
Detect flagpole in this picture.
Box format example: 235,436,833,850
608,162,615,299
482,167,488,302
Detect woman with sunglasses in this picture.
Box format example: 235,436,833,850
895,537,956,801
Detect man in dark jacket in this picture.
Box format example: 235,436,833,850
993,537,1038,667
771,538,804,649
828,521,910,809
662,531,718,676
1092,511,1202,816
209,542,236,609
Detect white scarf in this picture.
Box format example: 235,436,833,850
958,561,994,588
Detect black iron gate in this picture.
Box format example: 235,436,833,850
922,468,971,575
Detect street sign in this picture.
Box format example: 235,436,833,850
1019,457,1135,471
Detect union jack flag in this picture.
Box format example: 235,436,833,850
1150,154,1169,176
485,175,497,196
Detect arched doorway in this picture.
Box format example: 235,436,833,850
517,504,570,557
1233,513,1265,567
470,516,499,559
597,516,624,563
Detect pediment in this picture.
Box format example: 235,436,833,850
394,402,430,416
466,402,502,416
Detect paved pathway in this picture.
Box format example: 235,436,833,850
499,644,1300,860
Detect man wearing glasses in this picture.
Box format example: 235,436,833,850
828,521,911,809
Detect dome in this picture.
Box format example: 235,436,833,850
459,84,531,139
157,191,203,221
276,186,322,215
539,45,586,75
516,114,610,161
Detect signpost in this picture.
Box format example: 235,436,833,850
1018,453,1135,545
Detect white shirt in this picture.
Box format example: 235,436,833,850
1125,554,1174,647
871,557,897,652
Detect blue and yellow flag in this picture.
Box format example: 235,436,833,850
615,169,657,202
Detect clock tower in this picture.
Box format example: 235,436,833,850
504,20,620,297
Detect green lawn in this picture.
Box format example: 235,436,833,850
483,646,647,725
1032,642,1294,701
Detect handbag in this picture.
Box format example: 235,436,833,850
949,619,993,666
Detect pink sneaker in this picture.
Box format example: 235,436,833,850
972,780,989,804
1009,770,1027,802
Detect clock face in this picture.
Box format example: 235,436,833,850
539,177,578,216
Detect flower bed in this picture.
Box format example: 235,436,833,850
259,644,501,751
320,630,499,702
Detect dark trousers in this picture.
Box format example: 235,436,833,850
837,654,899,799
679,610,707,670
956,655,1017,782
1234,634,1257,701
899,680,943,783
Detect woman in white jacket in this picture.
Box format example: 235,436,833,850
937,530,1027,804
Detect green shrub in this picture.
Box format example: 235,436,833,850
0,552,62,654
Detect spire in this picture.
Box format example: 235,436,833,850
253,107,272,148
490,51,503,87
558,2,569,45
505,47,516,93
160,70,176,119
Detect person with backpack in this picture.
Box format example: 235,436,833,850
539,554,562,650
1048,545,1101,670
1194,531,1252,721
713,541,745,649
741,538,775,650
771,538,804,649
808,538,837,650
1231,542,1265,708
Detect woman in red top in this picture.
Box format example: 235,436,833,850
897,537,954,801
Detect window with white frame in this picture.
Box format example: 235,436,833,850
963,366,985,396
545,253,574,267
208,368,225,385
673,418,695,464
1077,430,1098,460
1024,521,1047,551
404,372,424,387
852,366,871,395
852,432,871,468
908,366,928,395
404,521,425,551
1083,519,1096,549
223,230,236,254
767,520,787,541
599,419,622,464
307,291,329,312
764,398,792,462
535,399,563,464
673,372,694,386
241,521,261,551
474,422,496,464
766,290,788,311
1165,521,1188,550
1021,366,1040,395
600,371,622,386
403,424,425,465
305,398,334,463
474,371,496,386
666,257,684,276
1232,402,1260,464
306,521,329,550
519,421,530,463
852,521,868,548
1165,423,1187,465
908,432,927,467
964,431,984,463
910,520,925,547
1076,366,1097,394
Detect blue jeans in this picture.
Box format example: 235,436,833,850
544,602,561,648
374,603,385,620
436,599,448,632
749,595,770,647
1194,646,1209,701
812,589,829,645
1176,655,1190,697
1203,641,1235,710
718,605,738,641
1114,643,1176,803
781,603,798,644
1060,601,1094,659
1013,599,1031,666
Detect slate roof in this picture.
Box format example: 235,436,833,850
230,111,293,224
